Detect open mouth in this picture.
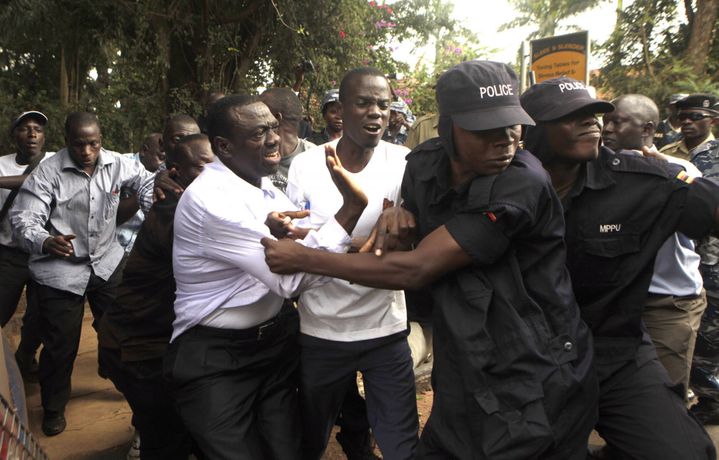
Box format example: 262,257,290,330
363,123,382,135
264,150,281,164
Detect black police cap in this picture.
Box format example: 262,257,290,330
676,93,718,112
520,77,614,122
436,60,534,131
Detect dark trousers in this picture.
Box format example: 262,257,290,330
163,307,301,460
595,339,716,460
36,267,121,414
99,347,193,460
691,294,719,410
299,332,418,460
0,245,41,358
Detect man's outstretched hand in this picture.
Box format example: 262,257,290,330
265,210,311,240
261,237,307,274
153,168,184,202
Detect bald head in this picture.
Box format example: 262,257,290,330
162,114,200,156
612,94,660,126
602,94,659,151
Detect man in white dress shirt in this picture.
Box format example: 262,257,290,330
164,94,367,460
285,67,418,460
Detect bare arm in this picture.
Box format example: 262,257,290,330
0,174,28,190
116,193,140,225
262,224,472,290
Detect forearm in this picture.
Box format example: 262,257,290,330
0,175,28,190
333,202,366,235
300,248,429,290
116,194,140,225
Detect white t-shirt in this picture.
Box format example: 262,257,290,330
287,139,409,341
0,152,55,247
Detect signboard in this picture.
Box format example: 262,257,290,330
530,31,589,84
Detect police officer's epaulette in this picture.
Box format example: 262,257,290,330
606,150,675,180
407,137,443,158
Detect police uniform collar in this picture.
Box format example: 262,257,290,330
580,147,616,191
411,139,447,183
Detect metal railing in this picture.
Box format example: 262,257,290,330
0,394,48,460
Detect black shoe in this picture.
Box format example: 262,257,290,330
691,401,719,425
14,351,39,383
336,429,381,460
42,412,66,436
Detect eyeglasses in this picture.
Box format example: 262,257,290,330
677,112,715,122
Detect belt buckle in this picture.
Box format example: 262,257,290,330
257,320,275,340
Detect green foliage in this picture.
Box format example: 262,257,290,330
593,0,719,106
0,0,465,154
502,0,606,39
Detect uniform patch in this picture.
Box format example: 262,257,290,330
599,224,622,233
676,170,695,184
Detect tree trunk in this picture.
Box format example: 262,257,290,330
60,47,69,109
685,0,719,75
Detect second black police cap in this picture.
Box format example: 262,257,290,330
436,60,534,131
676,93,718,112
520,77,614,122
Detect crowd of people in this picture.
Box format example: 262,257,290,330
0,59,719,460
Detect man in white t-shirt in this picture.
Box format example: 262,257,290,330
286,68,418,460
0,111,54,381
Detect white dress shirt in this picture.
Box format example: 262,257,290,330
171,159,352,341
287,140,409,341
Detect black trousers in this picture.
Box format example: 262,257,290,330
0,245,41,358
691,293,719,410
36,266,121,414
163,306,301,460
299,332,418,460
99,347,193,460
595,338,716,460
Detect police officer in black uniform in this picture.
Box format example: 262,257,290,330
262,60,598,460
520,77,718,460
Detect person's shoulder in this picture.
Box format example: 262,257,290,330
0,153,18,167
298,138,316,151
608,148,679,179
659,140,682,154
291,142,331,171
411,113,437,126
407,137,443,158
379,139,410,156
494,149,551,194
691,140,719,173
405,139,445,176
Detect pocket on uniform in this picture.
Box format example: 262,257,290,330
471,380,554,459
575,234,640,287
103,190,120,221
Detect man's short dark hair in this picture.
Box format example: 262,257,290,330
168,133,208,166
206,94,256,142
64,112,100,137
259,88,303,125
339,68,388,103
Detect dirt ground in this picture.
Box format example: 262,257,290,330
4,298,719,459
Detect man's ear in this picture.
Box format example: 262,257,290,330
643,121,655,138
213,136,231,159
